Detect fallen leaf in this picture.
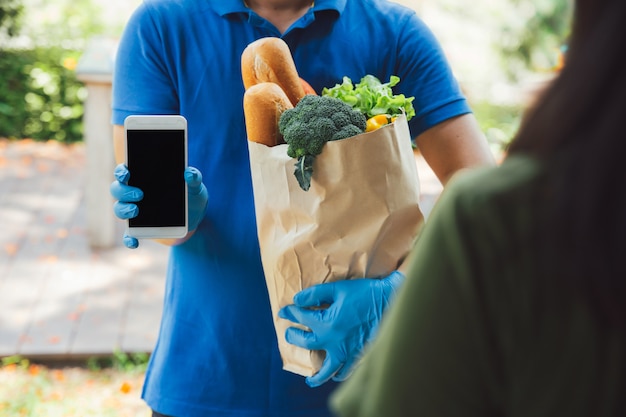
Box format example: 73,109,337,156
39,255,58,263
120,382,132,394
17,138,35,147
20,155,33,166
28,364,41,376
52,369,65,382
2,363,17,372
37,162,50,173
67,312,80,321
4,243,18,256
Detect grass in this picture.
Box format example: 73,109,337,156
0,354,151,417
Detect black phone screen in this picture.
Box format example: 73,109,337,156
126,129,186,228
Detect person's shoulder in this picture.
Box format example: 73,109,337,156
343,0,418,21
452,154,541,195
419,154,544,271
349,0,417,20
354,0,416,14
438,154,544,217
142,0,196,8
349,0,436,47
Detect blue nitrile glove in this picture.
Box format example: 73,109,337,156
278,270,405,387
110,163,208,249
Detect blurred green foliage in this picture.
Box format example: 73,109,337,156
0,0,23,38
498,0,572,80
0,47,85,142
0,0,110,143
1,0,571,148
471,100,524,154
86,349,151,373
480,0,571,151
19,0,107,49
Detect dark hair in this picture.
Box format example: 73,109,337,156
507,0,626,324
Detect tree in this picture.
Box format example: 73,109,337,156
0,0,23,41
498,0,572,80
18,0,106,49
427,0,572,83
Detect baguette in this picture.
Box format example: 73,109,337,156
241,37,306,107
243,82,293,146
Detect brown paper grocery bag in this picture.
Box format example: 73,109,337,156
247,114,423,377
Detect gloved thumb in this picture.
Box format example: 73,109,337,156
184,166,208,232
306,354,343,388
123,233,139,249
184,166,204,194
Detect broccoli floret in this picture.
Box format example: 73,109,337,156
279,95,366,159
349,110,367,131
330,112,350,128
331,124,364,141
278,95,366,191
283,118,334,159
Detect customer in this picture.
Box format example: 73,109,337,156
109,1,494,416
330,0,626,415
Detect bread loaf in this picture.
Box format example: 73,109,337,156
243,82,293,146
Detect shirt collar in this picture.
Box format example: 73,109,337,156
211,0,346,17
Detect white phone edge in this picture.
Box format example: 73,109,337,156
123,115,189,239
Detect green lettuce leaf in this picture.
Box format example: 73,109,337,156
321,75,416,120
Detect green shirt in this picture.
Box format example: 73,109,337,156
330,155,626,417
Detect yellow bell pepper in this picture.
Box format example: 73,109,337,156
365,114,392,132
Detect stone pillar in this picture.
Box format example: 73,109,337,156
76,37,118,248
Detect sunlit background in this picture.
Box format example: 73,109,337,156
0,1,572,415
1,0,572,151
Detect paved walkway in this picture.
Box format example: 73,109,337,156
0,138,441,361
0,139,169,361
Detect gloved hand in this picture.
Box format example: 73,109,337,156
278,270,405,387
110,163,208,249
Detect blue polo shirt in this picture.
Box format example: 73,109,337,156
112,1,470,416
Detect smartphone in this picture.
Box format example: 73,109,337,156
124,115,188,239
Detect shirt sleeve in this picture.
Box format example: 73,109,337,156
112,2,180,125
329,173,500,417
396,12,471,138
